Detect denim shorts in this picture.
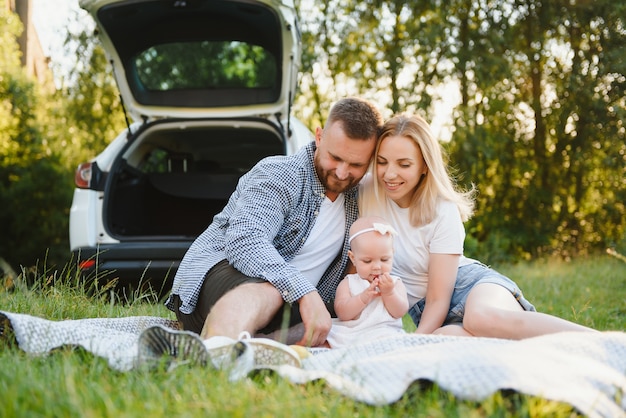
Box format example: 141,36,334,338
408,262,536,327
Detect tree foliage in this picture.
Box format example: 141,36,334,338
54,24,126,169
446,0,626,260
0,9,72,271
1,2,624,272
295,0,625,261
0,8,125,273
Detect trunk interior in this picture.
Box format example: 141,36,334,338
105,123,285,239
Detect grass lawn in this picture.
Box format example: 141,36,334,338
1,255,624,417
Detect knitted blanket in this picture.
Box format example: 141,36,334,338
1,311,625,418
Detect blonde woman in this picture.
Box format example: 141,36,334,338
359,113,596,339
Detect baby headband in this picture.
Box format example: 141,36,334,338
348,222,397,244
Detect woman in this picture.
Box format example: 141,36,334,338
359,113,596,338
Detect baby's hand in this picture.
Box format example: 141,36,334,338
368,276,381,294
377,273,396,295
359,277,381,304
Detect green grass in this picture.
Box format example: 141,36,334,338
1,255,624,417
497,256,626,331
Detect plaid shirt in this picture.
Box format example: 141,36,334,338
166,141,359,315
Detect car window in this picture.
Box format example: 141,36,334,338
139,148,168,173
134,40,277,91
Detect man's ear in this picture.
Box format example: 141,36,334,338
315,127,323,146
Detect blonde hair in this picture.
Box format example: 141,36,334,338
360,113,475,227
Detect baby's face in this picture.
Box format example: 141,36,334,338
349,233,394,282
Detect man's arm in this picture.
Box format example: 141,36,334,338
224,163,318,304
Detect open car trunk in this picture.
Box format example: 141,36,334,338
105,121,285,239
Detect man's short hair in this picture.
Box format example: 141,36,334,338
326,97,383,140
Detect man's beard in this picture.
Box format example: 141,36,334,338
314,155,359,195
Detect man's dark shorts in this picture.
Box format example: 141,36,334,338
171,259,336,335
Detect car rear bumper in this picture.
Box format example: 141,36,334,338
71,241,192,292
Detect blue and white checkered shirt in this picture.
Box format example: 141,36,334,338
166,141,359,315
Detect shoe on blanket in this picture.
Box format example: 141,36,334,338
237,332,302,369
137,325,209,371
137,326,300,375
202,335,254,381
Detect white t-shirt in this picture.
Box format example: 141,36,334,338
290,194,345,287
360,180,474,306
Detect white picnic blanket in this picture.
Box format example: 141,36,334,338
1,310,625,418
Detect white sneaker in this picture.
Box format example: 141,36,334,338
237,332,302,369
137,326,300,378
202,335,254,381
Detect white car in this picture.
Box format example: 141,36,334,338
70,0,312,293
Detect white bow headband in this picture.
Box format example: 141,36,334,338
348,222,397,244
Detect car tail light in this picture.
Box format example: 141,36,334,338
79,259,96,270
75,162,93,189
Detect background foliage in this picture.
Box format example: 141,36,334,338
0,1,624,274
0,10,74,271
293,0,626,262
0,7,125,274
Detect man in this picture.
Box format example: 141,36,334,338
165,97,383,347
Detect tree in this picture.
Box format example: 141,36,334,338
0,8,73,272
0,8,126,274
447,0,626,260
296,0,625,260
3,1,623,270
294,0,449,124
53,24,126,170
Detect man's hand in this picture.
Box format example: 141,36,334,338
296,291,332,347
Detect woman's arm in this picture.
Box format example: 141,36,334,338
415,253,460,334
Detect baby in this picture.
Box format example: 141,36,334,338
325,216,409,348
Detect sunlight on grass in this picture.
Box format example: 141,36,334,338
495,256,626,331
